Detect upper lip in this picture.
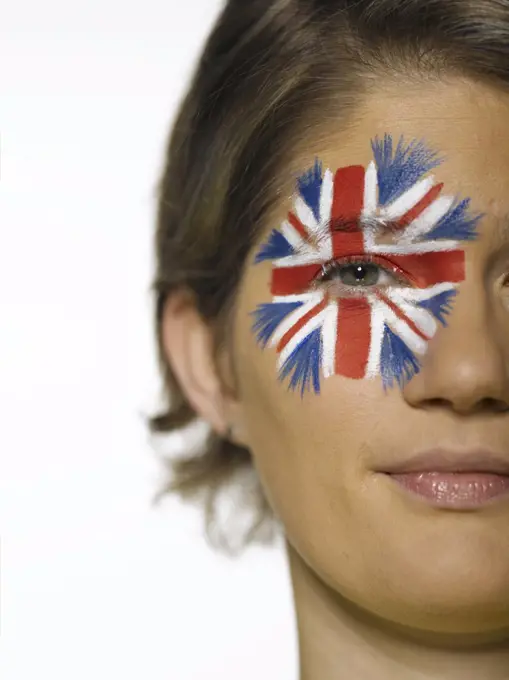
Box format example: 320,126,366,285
379,449,509,475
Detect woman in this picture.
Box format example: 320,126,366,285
148,1,509,677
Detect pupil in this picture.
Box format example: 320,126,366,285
340,263,379,286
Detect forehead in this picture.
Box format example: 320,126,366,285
271,77,509,245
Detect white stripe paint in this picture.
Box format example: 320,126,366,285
272,293,323,305
391,282,457,303
268,294,325,348
362,161,378,219
277,308,328,369
384,289,437,339
397,195,455,244
280,219,315,253
318,169,334,260
379,176,435,221
319,169,334,225
321,302,338,378
317,235,333,261
365,296,385,379
363,226,376,252
272,252,323,268
368,238,460,255
294,195,319,237
379,301,428,356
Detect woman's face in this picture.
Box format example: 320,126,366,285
232,77,509,634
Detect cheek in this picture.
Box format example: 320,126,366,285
233,269,387,569
233,265,381,465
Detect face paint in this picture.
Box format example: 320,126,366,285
251,134,483,396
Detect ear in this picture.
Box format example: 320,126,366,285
160,290,244,442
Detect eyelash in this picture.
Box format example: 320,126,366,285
312,254,414,289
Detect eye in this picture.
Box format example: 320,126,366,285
321,262,385,286
315,257,410,295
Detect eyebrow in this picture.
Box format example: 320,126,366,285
309,215,409,249
308,203,492,251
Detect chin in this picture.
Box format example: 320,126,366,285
305,526,509,640
337,558,509,638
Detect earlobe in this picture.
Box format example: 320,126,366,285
160,291,230,435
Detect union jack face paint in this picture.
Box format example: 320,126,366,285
251,134,483,396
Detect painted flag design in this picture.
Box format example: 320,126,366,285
251,134,482,396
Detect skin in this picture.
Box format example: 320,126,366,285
162,75,509,679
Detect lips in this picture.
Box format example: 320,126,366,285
378,449,509,509
379,449,509,476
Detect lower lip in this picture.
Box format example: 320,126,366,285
385,472,509,509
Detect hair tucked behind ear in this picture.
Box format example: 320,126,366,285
146,0,509,555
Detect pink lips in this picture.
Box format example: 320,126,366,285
380,449,509,509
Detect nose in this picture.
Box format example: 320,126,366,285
402,285,509,414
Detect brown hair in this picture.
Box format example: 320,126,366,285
147,0,509,554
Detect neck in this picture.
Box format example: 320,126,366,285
285,540,509,680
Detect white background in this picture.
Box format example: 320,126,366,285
0,1,297,677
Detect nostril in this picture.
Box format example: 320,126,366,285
482,398,509,414
422,398,450,410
